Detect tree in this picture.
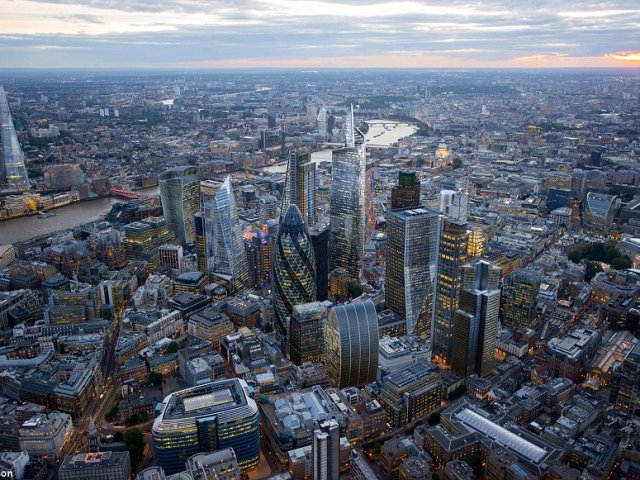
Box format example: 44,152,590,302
165,341,179,354
584,260,603,281
148,371,163,387
452,158,463,169
105,405,119,422
124,428,145,469
347,281,364,299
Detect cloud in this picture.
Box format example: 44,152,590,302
606,52,640,61
1,0,640,67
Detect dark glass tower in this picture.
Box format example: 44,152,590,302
391,171,420,209
451,260,502,377
385,206,439,336
273,205,317,352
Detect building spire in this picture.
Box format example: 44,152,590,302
346,103,355,148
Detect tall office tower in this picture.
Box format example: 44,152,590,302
432,219,469,367
283,150,317,226
289,302,327,365
439,189,469,221
612,341,640,412
257,194,278,224
502,267,542,329
152,379,260,475
317,107,328,139
385,207,439,336
583,192,618,234
325,300,379,388
273,205,317,352
194,212,206,272
201,177,250,294
244,229,272,289
0,86,30,191
391,171,421,209
310,222,330,301
466,226,485,259
313,419,340,480
123,216,172,268
451,260,502,377
329,105,366,280
158,166,199,246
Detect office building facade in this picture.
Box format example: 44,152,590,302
283,149,317,226
502,267,542,329
451,260,502,377
313,419,340,480
289,302,327,365
385,206,439,336
432,219,469,367
201,177,250,294
152,379,260,475
326,300,379,388
273,205,317,351
391,171,420,209
329,136,366,280
158,166,200,246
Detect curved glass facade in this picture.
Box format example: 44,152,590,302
158,166,199,246
273,205,316,351
325,300,378,388
152,379,260,475
584,191,617,234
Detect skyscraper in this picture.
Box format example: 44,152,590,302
329,105,366,280
502,267,543,330
152,379,260,475
283,150,317,226
201,177,250,294
385,207,439,336
310,221,330,301
325,300,379,388
290,302,327,366
317,107,328,139
439,189,469,221
0,85,30,191
432,219,469,367
194,212,206,272
313,419,340,480
273,205,316,352
158,166,199,246
451,260,502,377
391,171,420,209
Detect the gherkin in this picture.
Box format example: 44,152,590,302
273,205,316,353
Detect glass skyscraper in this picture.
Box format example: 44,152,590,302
584,191,618,234
432,218,469,367
0,85,30,191
502,267,543,330
151,379,260,475
201,177,250,294
385,206,439,336
283,150,317,226
325,300,378,388
273,205,316,352
329,148,365,280
390,171,421,209
158,166,199,246
452,260,502,377
289,301,326,365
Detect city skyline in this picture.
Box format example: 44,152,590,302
0,0,639,69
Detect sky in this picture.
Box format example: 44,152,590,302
0,0,639,68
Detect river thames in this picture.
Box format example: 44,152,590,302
0,120,416,245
